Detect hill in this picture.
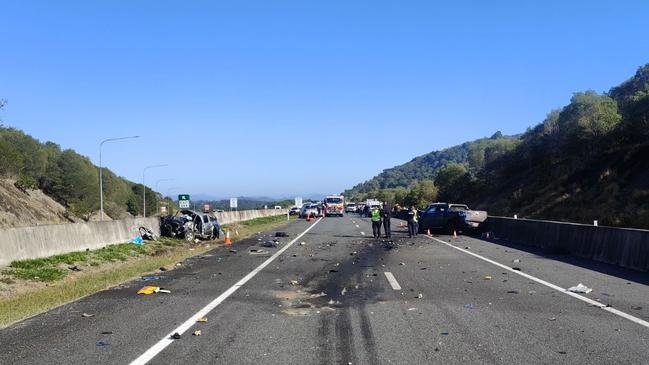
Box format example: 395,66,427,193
345,63,649,229
343,132,518,200
0,120,171,226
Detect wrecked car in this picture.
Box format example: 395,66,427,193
418,203,487,234
160,209,220,241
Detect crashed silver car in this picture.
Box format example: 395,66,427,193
160,209,220,241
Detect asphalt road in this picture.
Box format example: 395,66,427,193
1,215,649,364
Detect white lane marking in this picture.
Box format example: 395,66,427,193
130,218,323,365
355,224,360,228
360,231,365,236
426,235,649,330
384,272,402,290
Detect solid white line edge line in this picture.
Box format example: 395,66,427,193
129,218,323,365
426,235,649,330
384,272,402,290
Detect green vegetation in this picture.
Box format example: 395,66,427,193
0,107,174,219
345,63,649,228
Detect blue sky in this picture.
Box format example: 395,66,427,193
1,0,648,198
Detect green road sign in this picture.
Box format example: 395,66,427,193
178,194,190,201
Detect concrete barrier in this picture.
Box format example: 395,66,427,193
488,216,649,272
0,209,288,267
213,209,288,225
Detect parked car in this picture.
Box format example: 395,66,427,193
345,203,357,213
289,207,301,215
418,203,487,234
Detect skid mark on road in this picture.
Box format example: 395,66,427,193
426,235,649,330
130,219,324,365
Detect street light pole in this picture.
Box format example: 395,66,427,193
142,164,168,218
99,136,140,221
155,178,174,216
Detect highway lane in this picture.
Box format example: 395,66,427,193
1,215,648,364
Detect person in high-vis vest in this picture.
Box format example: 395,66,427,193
407,206,418,238
371,205,382,238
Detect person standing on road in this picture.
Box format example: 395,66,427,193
407,206,418,238
370,205,382,238
382,202,392,239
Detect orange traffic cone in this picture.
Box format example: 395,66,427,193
453,230,458,239
224,229,232,245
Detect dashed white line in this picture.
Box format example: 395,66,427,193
130,218,323,365
384,272,402,290
426,235,649,330
360,231,365,236
355,224,360,228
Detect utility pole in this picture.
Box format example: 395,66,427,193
142,164,168,218
99,136,140,221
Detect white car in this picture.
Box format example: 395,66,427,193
299,204,319,218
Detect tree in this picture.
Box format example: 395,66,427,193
557,91,621,153
403,180,438,208
435,163,470,202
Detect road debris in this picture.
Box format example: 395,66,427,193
81,313,94,318
483,276,492,280
289,280,299,286
407,308,417,311
229,249,238,254
441,332,449,336
463,304,474,309
275,232,289,237
507,290,519,294
567,283,592,294
417,293,423,299
171,332,181,340
262,240,279,248
101,331,113,335
141,275,162,282
549,317,557,321
129,236,144,245
68,265,81,272
192,330,202,336
513,259,521,263
197,317,208,323
511,267,521,271
399,262,406,266
96,341,110,347
250,249,270,255
137,286,171,295
159,267,168,271
299,242,306,246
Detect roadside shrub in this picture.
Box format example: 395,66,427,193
14,175,38,193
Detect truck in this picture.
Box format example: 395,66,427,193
417,203,487,234
324,195,345,217
361,199,381,217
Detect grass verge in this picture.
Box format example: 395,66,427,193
0,214,294,329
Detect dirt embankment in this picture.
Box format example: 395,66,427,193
0,179,79,228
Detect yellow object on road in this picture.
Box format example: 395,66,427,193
137,286,160,295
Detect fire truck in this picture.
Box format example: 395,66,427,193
324,195,345,217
